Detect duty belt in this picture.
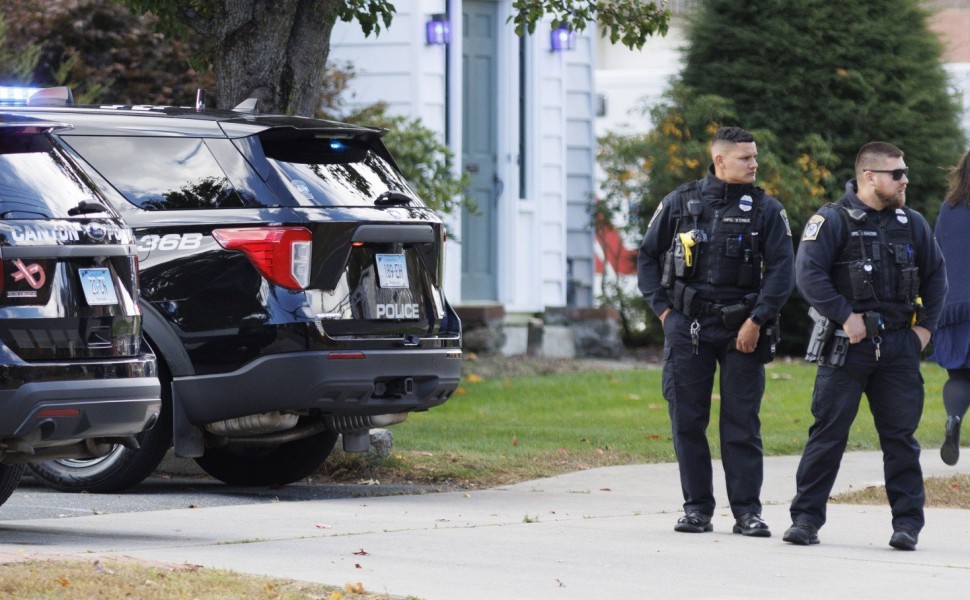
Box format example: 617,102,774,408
683,299,726,318
670,282,757,330
679,296,755,319
877,315,910,331
682,297,754,331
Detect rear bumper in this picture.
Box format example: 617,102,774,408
0,356,161,443
172,348,463,424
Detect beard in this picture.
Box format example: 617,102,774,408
875,187,905,209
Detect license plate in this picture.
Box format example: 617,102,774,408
376,254,409,289
78,268,119,306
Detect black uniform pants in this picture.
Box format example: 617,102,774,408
790,328,925,532
661,311,766,518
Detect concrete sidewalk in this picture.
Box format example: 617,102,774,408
1,451,968,599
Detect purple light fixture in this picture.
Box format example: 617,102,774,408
426,14,451,46
550,26,576,52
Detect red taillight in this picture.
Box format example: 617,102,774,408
211,227,312,290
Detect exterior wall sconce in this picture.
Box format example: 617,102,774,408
426,14,452,45
550,26,576,51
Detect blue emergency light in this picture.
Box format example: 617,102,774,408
0,86,74,106
0,86,41,105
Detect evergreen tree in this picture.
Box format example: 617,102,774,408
0,12,39,83
680,0,966,220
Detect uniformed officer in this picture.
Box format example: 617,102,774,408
783,141,947,551
637,126,794,537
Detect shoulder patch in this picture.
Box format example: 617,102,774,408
779,209,792,237
801,214,825,241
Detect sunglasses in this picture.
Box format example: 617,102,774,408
866,168,909,181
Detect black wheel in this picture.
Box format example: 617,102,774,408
194,429,338,486
27,364,173,493
0,464,26,508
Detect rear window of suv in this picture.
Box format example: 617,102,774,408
65,133,417,210
0,130,108,219
258,136,413,208
64,136,255,211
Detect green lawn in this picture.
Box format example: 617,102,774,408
375,358,950,485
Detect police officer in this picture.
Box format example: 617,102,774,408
784,141,947,551
637,126,794,537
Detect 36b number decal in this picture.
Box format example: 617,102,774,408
137,233,204,252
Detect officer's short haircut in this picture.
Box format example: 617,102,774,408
855,141,904,175
713,127,755,145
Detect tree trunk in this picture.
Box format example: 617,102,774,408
210,0,339,115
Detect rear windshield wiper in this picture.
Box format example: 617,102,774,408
374,191,414,207
67,200,111,216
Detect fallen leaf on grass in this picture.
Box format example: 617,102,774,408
345,582,366,594
465,373,484,383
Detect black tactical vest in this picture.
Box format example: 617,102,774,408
830,198,920,315
664,181,764,291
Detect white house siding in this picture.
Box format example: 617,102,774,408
498,20,597,313
532,32,567,310
565,34,597,307
593,21,688,139
329,2,448,126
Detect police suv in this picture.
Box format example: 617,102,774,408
6,88,462,491
0,113,161,505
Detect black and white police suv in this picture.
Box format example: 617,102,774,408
0,113,161,506
6,87,462,491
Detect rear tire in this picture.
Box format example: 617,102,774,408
194,429,338,486
0,464,26,508
27,364,173,493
